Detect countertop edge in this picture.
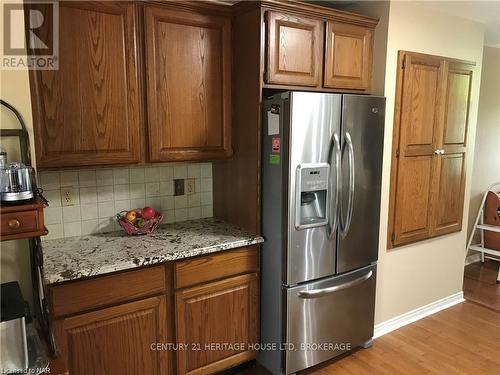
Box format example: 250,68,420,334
45,237,264,285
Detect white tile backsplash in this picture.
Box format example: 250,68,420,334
39,163,213,239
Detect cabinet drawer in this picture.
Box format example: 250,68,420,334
51,265,166,318
0,209,46,241
174,246,259,289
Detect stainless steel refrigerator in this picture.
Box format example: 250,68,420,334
259,91,385,374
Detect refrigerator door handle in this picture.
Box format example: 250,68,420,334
340,131,355,238
328,133,341,238
297,270,373,299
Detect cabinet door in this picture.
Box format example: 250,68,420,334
390,53,446,246
144,6,231,162
175,273,259,375
29,2,141,168
54,296,168,375
324,22,373,90
431,63,472,236
265,11,323,87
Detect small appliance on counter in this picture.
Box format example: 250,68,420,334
0,161,36,203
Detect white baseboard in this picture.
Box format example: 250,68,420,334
465,253,481,265
373,292,465,339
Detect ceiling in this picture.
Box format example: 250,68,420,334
405,1,500,47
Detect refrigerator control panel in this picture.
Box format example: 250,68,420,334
295,163,329,230
300,165,329,192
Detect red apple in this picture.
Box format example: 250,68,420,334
142,206,156,220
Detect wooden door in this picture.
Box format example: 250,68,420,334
28,2,141,168
144,6,231,162
175,273,259,375
265,11,323,87
53,296,168,375
324,22,373,91
431,62,472,236
390,53,446,246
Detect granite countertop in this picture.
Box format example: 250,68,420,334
42,218,264,284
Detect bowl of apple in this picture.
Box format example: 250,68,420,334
116,206,163,235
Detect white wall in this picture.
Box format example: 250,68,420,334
375,1,484,323
467,46,500,236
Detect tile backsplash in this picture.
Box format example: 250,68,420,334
39,163,213,240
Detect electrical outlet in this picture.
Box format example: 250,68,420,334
186,179,195,195
62,189,74,206
174,179,185,196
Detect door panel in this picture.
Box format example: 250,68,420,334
394,156,433,244
30,2,141,167
432,153,466,235
266,11,323,87
144,6,231,161
324,22,373,91
390,53,445,247
286,264,376,373
175,274,259,375
443,70,472,145
287,92,341,285
338,95,385,273
54,296,168,375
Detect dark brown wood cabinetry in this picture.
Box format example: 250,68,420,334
50,246,259,375
324,22,373,90
263,4,377,92
265,11,323,87
54,296,169,375
175,274,259,374
388,51,473,248
144,6,232,162
28,2,142,168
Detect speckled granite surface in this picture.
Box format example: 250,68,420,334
42,218,264,284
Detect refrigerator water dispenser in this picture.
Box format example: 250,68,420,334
295,163,329,230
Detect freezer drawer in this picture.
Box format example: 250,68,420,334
285,264,376,374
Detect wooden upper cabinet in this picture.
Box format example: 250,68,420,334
144,6,231,162
265,11,323,87
431,63,472,236
388,51,474,248
324,22,373,91
54,296,168,375
29,2,141,168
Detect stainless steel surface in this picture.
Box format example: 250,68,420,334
340,131,355,239
0,317,29,371
297,270,372,298
337,95,385,274
287,92,341,285
285,264,377,374
328,133,341,239
295,163,329,230
0,163,34,202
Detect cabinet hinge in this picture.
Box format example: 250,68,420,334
396,148,400,158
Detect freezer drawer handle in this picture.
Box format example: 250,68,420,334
297,270,373,299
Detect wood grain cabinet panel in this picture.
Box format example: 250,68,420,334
28,2,141,168
144,6,231,162
388,51,474,248
175,273,259,375
324,22,373,91
54,296,168,375
265,11,323,87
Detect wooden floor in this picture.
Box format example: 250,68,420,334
237,302,500,375
463,259,500,311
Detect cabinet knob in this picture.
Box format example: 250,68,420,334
8,218,20,229
434,149,445,155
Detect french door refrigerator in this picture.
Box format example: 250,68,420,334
260,91,385,374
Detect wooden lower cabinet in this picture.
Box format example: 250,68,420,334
54,296,169,375
175,273,259,375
